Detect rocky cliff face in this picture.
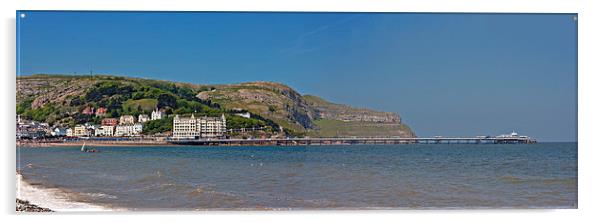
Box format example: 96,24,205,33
197,82,318,131
197,82,414,137
303,95,402,123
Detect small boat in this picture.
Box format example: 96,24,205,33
81,142,99,153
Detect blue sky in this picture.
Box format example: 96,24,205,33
17,12,577,141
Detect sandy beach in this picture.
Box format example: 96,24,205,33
16,173,114,212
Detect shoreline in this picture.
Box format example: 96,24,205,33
16,173,116,212
17,140,172,148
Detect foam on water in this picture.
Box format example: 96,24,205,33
16,174,116,212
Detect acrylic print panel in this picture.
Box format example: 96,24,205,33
16,11,577,211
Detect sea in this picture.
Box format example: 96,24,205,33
16,143,577,210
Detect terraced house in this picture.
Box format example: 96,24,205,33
95,125,115,137
115,123,143,137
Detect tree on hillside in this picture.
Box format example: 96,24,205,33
164,108,173,116
157,93,176,109
110,110,119,118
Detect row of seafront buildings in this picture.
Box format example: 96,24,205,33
16,117,49,139
63,112,229,139
19,103,241,140
68,109,165,137
73,111,231,139
17,109,166,139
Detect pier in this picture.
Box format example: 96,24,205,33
168,136,537,146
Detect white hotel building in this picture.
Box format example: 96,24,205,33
172,114,227,139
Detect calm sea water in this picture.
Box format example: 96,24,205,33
17,143,577,210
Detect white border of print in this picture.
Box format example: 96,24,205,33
1,0,600,223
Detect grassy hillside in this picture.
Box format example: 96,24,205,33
308,119,415,138
16,74,271,134
122,99,158,114
17,74,415,137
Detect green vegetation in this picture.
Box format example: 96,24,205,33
17,78,223,121
16,75,286,135
226,115,266,130
22,104,58,123
173,99,222,115
16,98,34,114
142,116,173,135
122,99,158,115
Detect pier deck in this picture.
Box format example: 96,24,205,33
168,137,537,146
